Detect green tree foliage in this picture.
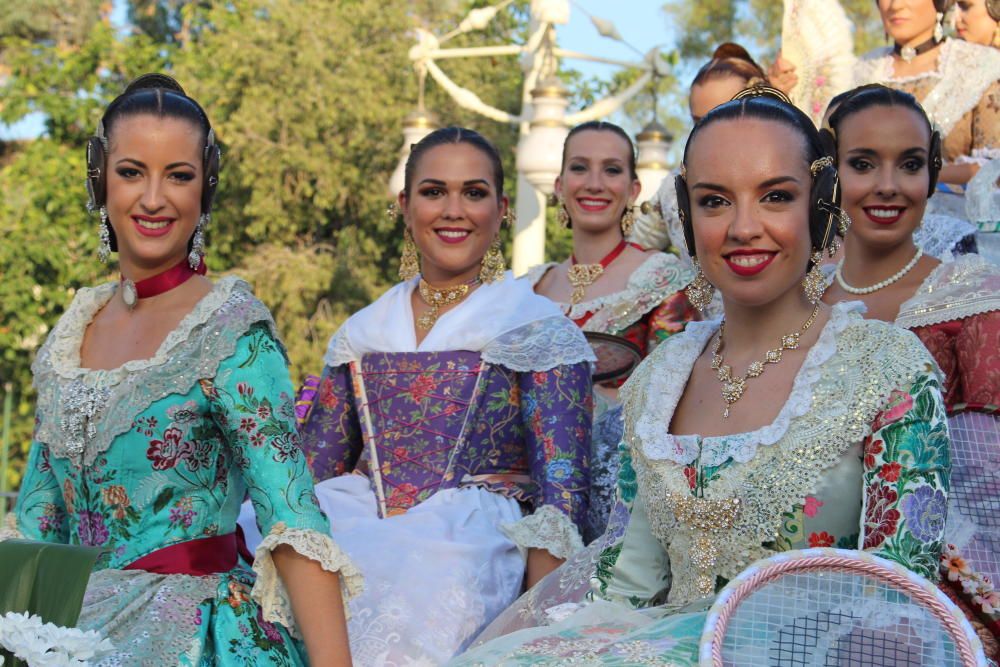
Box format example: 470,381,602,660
0,0,540,489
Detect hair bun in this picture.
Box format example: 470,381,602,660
987,0,1000,21
711,42,757,65
122,73,186,97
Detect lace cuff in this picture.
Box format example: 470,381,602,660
500,505,584,560
0,513,23,540
251,522,363,636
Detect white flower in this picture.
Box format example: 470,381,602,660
0,612,115,666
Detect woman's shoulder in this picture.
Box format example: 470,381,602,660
523,262,560,288
896,253,1000,329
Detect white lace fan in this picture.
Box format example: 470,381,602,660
699,548,988,666
781,0,856,125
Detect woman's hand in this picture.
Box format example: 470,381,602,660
768,54,799,94
272,544,353,666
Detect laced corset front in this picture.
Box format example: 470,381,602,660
351,351,487,517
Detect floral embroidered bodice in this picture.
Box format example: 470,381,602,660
11,278,360,663
594,303,950,608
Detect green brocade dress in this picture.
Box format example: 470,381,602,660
451,302,951,666
3,277,360,665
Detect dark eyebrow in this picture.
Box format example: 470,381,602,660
691,175,800,192
900,147,928,157
417,178,492,188
114,158,197,170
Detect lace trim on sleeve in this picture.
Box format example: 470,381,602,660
481,316,596,372
32,278,282,466
0,513,22,541
251,522,363,637
500,504,584,560
522,262,558,287
321,325,357,369
896,254,1000,329
913,214,978,260
966,157,1000,226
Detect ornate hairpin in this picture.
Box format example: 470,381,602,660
732,84,793,105
679,163,687,179
809,156,834,177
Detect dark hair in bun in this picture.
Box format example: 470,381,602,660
692,43,769,89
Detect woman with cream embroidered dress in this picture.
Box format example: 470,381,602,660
449,91,950,666
3,76,356,665
240,127,594,665
823,84,1000,643
525,120,695,541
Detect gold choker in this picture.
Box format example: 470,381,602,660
417,278,477,330
711,304,821,418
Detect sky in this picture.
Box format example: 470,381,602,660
0,0,671,140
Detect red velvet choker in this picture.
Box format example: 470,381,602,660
120,257,207,309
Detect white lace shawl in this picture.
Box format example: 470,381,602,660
966,157,1000,226
500,505,584,561
619,302,938,606
912,213,977,259
895,253,1000,329
853,40,1000,137
323,272,595,372
31,277,280,466
523,252,694,334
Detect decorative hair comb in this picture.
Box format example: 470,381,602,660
731,83,793,105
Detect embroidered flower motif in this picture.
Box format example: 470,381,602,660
942,546,972,582
546,458,574,483
250,432,265,448
863,484,900,549
77,511,109,546
236,382,253,397
62,479,76,515
165,402,198,424
871,390,914,433
532,372,548,385
864,438,884,469
38,504,65,537
239,417,256,434
101,485,131,520
255,606,284,644
318,375,339,409
169,506,196,528
226,580,251,609
683,466,697,491
901,485,947,542
802,496,824,518
257,404,271,421
808,531,836,547
406,374,437,401
878,462,902,482
387,482,420,510
146,427,193,470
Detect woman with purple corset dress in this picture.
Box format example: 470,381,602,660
239,127,594,665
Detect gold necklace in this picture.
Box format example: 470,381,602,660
711,304,821,418
566,239,629,305
416,278,477,330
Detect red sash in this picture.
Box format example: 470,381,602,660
124,528,254,576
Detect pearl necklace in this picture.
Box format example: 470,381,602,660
834,248,923,295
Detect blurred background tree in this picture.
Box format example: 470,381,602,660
0,0,886,493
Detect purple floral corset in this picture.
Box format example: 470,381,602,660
354,351,484,516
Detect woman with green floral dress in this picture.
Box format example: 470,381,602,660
3,75,356,665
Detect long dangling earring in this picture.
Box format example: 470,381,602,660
620,206,635,237
934,11,945,41
188,213,207,270
399,227,420,281
684,258,715,311
557,198,570,228
802,250,827,304
479,234,506,284
98,206,111,263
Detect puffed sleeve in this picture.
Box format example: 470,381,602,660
591,446,671,607
203,323,361,632
7,437,68,543
296,363,362,481
969,81,1000,158
645,290,698,352
860,371,950,579
500,362,592,560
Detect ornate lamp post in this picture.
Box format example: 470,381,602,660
396,0,668,273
